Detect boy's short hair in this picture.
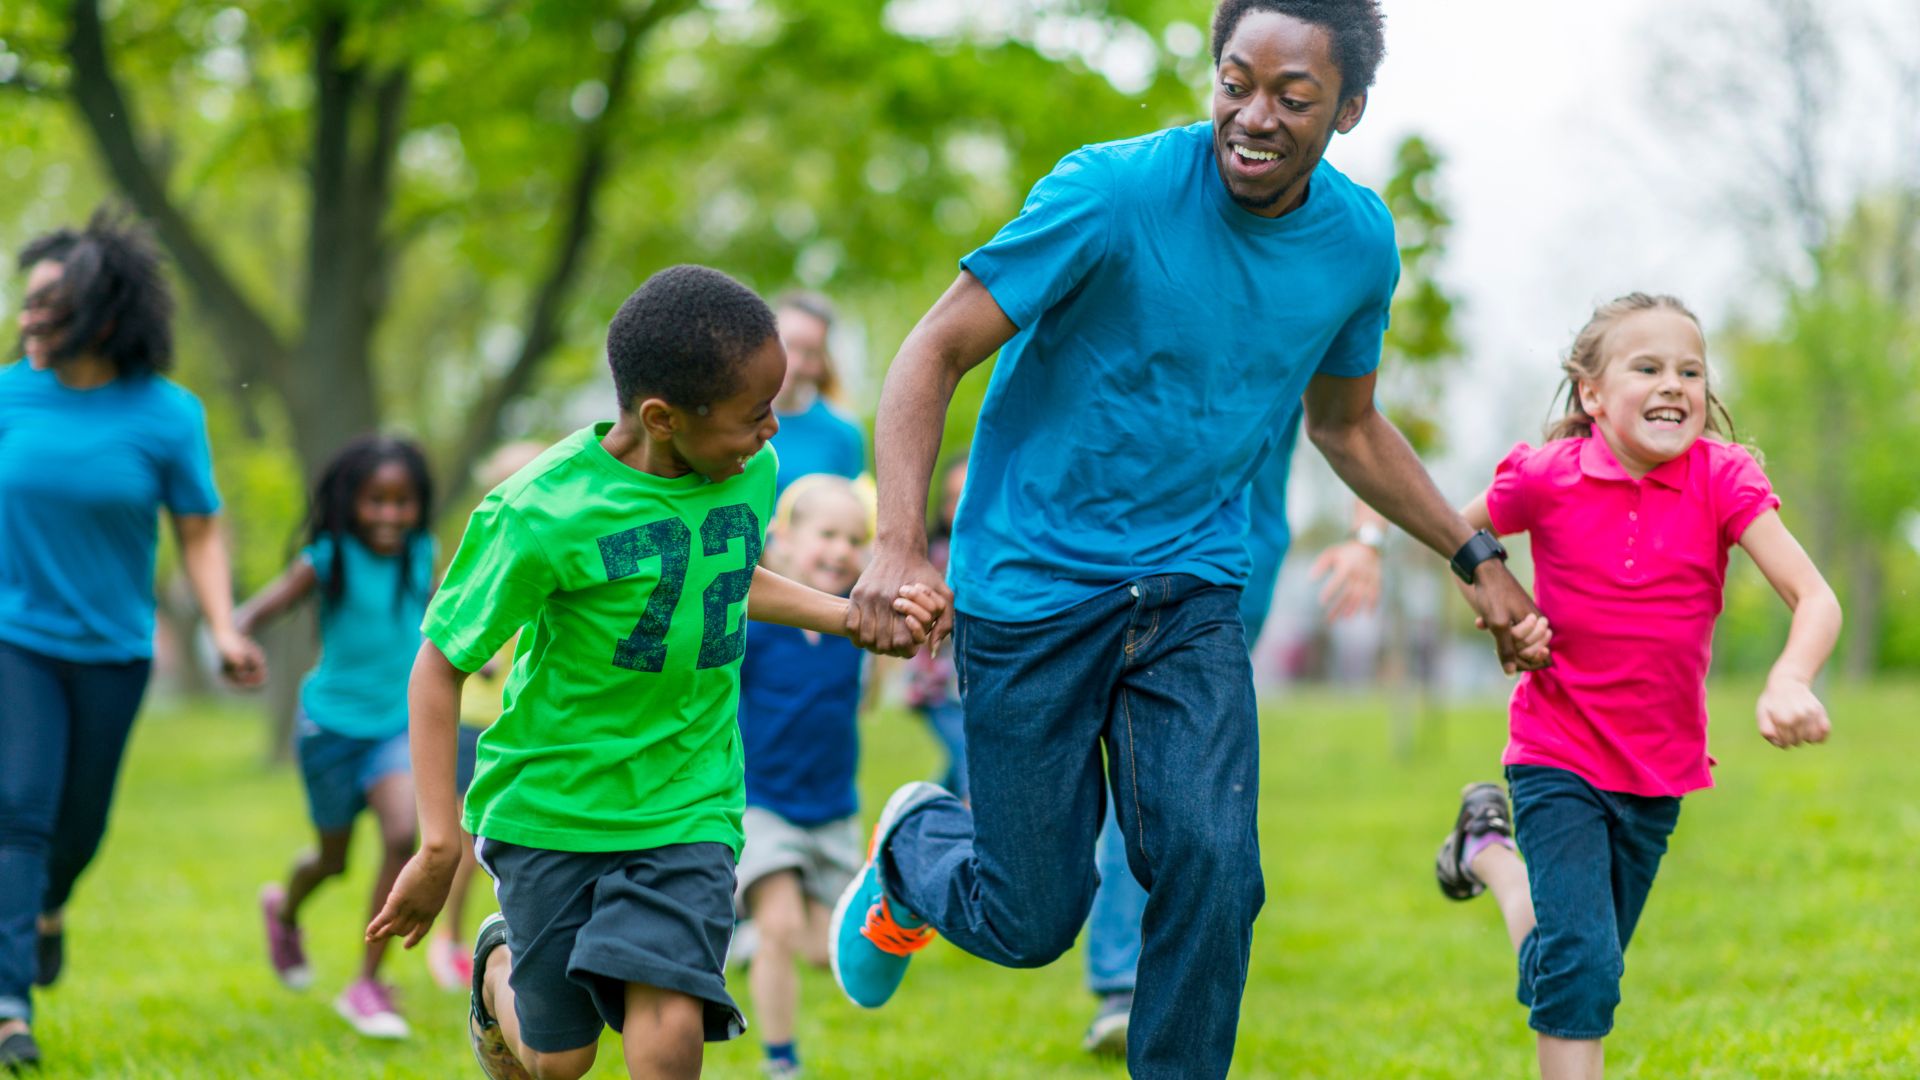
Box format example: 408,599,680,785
608,265,778,412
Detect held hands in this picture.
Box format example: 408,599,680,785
212,628,268,689
848,545,955,658
366,844,462,949
1311,540,1383,622
1756,675,1832,749
1467,562,1552,676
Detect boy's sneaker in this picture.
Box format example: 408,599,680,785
761,1059,802,1079
1436,782,1513,901
828,781,946,1009
334,978,409,1039
1082,990,1132,1056
468,913,531,1080
429,935,474,991
258,884,313,990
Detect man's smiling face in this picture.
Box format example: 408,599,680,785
1210,10,1366,217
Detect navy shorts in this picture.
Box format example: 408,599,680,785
294,717,411,831
473,838,745,1053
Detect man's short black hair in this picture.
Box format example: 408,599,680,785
607,265,778,412
1211,0,1386,101
16,207,175,376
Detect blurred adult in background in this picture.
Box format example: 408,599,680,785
0,210,265,1071
769,292,866,497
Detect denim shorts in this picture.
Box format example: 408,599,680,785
1508,764,1681,1039
473,838,744,1053
294,718,411,831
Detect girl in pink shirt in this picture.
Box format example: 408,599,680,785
1432,293,1841,1080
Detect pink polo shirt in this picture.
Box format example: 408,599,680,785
1485,434,1779,797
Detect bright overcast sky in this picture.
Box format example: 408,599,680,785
1294,0,1915,503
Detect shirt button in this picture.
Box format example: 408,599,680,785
1626,559,1636,568
1629,511,1638,521
1628,537,1635,546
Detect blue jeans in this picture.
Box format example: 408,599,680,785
1508,764,1681,1039
0,640,152,1022
882,575,1263,1080
1082,567,1276,998
1086,800,1147,994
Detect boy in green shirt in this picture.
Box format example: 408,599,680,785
369,266,943,1080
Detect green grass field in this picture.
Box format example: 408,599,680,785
23,680,1920,1078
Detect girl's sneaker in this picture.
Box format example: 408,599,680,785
258,884,313,990
334,978,410,1039
428,935,473,991
1435,782,1514,900
0,1028,40,1072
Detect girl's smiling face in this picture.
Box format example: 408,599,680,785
1578,308,1710,478
353,460,423,555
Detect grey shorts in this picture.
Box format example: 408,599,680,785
734,807,863,916
473,837,745,1053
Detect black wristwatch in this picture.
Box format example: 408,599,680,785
1450,529,1508,584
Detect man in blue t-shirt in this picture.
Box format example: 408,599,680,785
834,5,1546,1076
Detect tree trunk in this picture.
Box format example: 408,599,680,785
1841,537,1881,680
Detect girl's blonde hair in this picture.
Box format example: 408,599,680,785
1546,292,1737,443
771,473,875,538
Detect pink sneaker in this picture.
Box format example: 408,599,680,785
259,884,313,990
334,978,410,1039
428,935,474,991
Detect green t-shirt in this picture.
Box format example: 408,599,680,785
424,423,777,855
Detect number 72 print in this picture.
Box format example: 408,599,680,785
597,505,760,673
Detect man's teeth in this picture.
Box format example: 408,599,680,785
1234,144,1278,162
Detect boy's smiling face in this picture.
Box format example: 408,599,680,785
663,335,785,481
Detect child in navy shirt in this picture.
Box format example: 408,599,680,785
735,475,874,1077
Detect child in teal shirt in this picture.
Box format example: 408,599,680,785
370,266,941,1080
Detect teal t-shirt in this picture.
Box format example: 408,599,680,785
424,424,778,855
298,531,435,739
769,397,864,497
0,361,221,662
949,123,1399,622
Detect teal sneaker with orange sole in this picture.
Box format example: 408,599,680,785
829,781,947,1009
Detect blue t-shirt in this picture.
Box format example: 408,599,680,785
770,397,865,497
299,531,436,739
738,623,863,826
0,361,222,662
950,123,1399,622
1238,407,1304,641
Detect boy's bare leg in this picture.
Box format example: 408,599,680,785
801,897,832,968
484,945,597,1080
1538,1035,1603,1080
1469,844,1535,952
746,871,806,1046
621,983,705,1080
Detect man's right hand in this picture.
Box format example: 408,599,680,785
849,543,954,656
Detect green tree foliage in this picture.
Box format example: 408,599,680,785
1376,133,1460,455
1717,197,1920,676
0,0,1214,559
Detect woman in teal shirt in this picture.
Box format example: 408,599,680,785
0,212,265,1071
